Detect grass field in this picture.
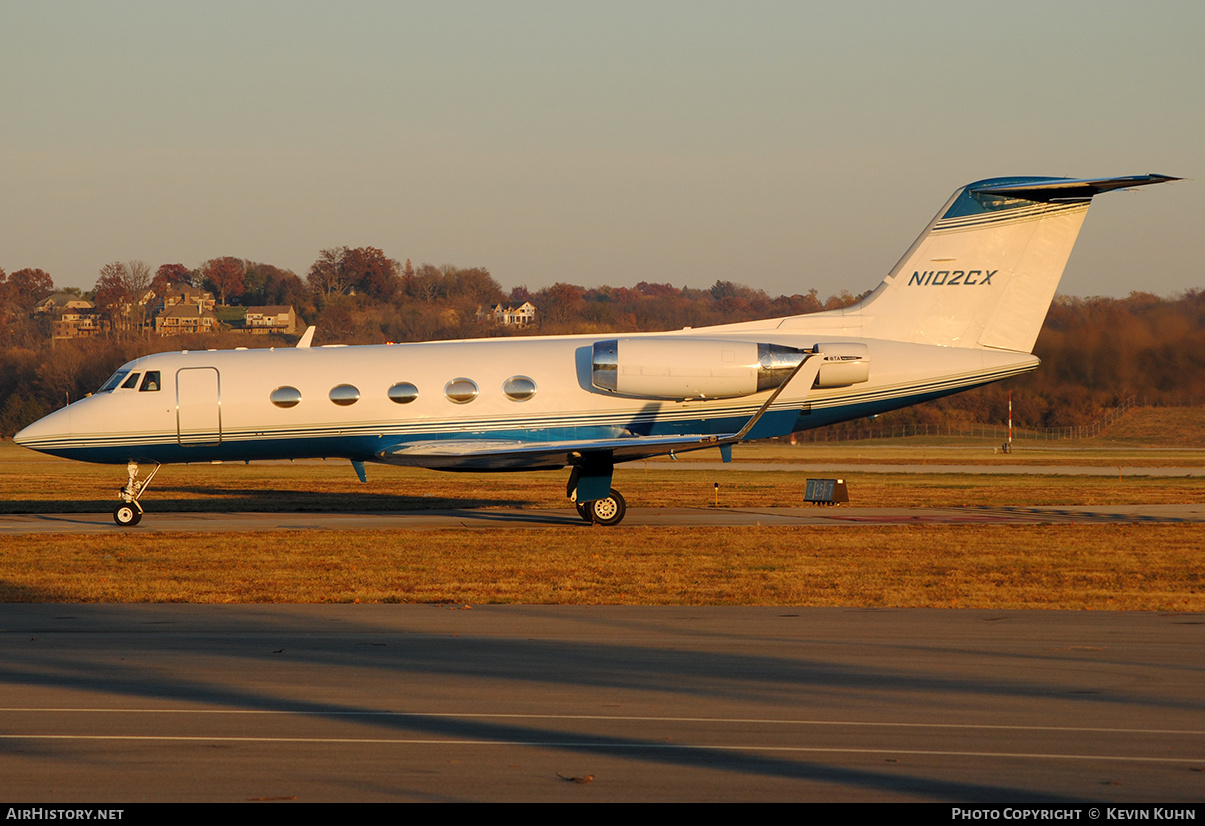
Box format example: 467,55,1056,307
1,525,1201,610
1,406,1201,608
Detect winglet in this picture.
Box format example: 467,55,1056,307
296,326,315,349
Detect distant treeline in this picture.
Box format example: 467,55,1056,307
1,252,1201,435
832,290,1205,434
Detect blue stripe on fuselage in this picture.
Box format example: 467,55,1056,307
31,377,990,467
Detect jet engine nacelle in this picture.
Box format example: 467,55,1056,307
591,338,811,400
813,342,870,387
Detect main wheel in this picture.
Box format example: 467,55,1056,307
575,500,591,522
114,504,141,527
587,489,626,526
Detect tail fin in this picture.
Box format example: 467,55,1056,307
855,174,1177,352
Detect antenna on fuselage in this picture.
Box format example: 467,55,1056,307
296,326,315,348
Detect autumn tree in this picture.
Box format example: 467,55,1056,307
126,261,152,327
343,246,400,300
0,267,54,346
94,264,129,333
151,263,194,297
823,290,860,310
202,257,246,306
307,247,399,300
447,267,504,306
708,280,754,314
244,262,306,308
3,268,54,313
93,261,150,335
307,248,351,297
126,260,151,295
634,281,678,297
536,282,584,325
406,263,445,303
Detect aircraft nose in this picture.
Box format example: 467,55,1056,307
13,405,72,451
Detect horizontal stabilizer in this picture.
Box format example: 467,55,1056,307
971,174,1180,202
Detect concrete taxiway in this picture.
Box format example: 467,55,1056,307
1,503,1203,534
1,605,1201,802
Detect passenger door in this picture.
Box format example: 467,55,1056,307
176,367,221,446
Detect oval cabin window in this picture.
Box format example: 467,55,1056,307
387,382,419,404
503,376,537,401
444,378,479,404
270,386,302,408
329,384,360,406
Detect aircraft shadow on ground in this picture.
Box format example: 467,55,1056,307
1,607,1172,801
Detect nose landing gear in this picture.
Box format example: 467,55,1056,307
114,461,160,527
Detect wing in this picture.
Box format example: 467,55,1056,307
378,432,738,471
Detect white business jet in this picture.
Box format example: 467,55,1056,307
15,174,1177,526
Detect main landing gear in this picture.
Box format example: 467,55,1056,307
574,489,627,527
567,461,626,526
114,461,160,527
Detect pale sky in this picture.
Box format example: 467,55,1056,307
2,1,1201,299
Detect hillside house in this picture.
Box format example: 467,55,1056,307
243,305,298,335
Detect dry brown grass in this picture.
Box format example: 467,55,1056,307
1095,406,1205,447
3,430,1202,611
1,525,1200,610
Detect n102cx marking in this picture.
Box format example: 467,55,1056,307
15,174,1178,526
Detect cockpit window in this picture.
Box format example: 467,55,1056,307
98,371,129,393
121,372,141,389
139,371,161,392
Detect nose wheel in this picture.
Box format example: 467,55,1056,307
114,502,143,527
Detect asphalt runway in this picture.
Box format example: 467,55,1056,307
1,503,1202,534
1,605,1201,802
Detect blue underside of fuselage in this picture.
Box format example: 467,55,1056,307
31,384,971,468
